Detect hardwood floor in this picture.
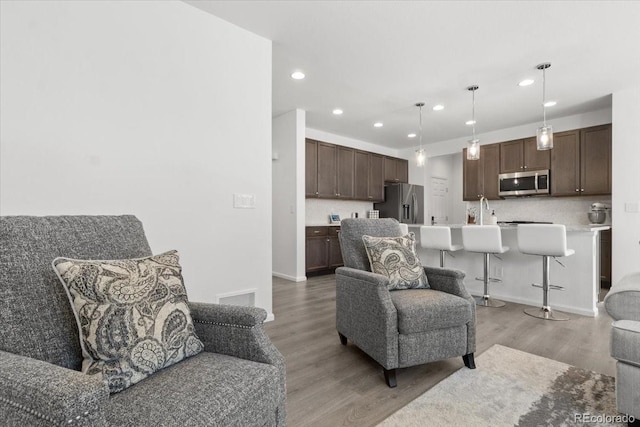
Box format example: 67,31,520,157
265,274,615,426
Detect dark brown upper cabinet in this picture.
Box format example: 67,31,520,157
354,150,384,202
463,143,500,201
551,124,611,196
336,146,355,199
500,138,550,173
384,156,409,183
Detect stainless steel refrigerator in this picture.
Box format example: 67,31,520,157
374,183,424,224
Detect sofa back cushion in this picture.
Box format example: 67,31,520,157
338,218,404,271
0,215,152,370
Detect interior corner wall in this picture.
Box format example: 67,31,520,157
272,109,306,281
0,1,274,314
612,85,640,283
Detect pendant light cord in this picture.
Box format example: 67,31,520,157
542,66,547,126
419,104,423,151
472,88,476,140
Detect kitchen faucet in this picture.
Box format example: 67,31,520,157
478,196,490,225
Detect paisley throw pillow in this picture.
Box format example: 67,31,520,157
53,250,204,393
362,233,429,291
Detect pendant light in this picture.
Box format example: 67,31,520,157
415,102,426,167
536,63,553,150
466,85,480,160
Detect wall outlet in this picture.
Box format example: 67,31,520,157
625,201,640,213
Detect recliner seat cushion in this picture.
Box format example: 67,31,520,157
390,289,472,334
106,351,281,426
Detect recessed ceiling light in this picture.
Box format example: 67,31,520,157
465,120,476,126
332,109,343,115
291,71,305,80
408,133,417,138
544,101,557,107
519,79,534,87
432,104,444,111
373,122,383,128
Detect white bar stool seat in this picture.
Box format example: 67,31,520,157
517,224,574,321
420,226,463,267
462,225,509,308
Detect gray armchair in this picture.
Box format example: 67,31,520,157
335,218,476,387
0,216,285,426
604,272,640,425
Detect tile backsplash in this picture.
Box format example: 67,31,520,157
306,199,374,225
467,196,612,225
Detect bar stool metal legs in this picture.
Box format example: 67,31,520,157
523,255,569,321
474,253,506,308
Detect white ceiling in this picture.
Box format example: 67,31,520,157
186,1,640,149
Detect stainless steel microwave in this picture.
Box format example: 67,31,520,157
498,169,550,197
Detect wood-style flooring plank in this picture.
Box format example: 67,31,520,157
265,274,615,426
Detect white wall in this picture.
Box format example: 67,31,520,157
0,1,274,315
272,110,306,281
612,85,640,282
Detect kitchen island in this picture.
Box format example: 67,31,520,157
409,224,610,317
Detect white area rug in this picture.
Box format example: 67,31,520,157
379,345,624,426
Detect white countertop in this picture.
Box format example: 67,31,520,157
406,223,610,232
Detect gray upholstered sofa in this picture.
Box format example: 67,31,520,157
604,272,640,424
0,215,286,426
335,218,476,387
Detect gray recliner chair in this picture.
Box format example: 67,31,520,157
604,272,640,426
335,218,476,387
0,215,286,426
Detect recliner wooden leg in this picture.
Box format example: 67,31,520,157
384,368,397,388
463,353,476,369
338,332,347,345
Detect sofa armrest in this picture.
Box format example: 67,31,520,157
424,266,471,300
335,267,399,369
0,350,108,426
188,302,285,390
604,273,640,321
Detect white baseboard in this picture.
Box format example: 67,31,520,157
469,292,598,317
272,272,307,282
265,312,275,322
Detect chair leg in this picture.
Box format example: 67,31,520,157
384,368,397,388
338,332,347,345
463,353,476,369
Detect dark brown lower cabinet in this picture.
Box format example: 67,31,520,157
305,226,343,274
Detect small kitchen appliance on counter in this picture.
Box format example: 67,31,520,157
588,203,608,224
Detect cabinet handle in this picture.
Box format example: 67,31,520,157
314,230,320,234
523,165,527,169
315,192,319,195
575,189,579,192
581,189,584,192
368,195,373,199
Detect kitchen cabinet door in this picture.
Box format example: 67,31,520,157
336,146,355,199
463,144,499,201
317,142,337,198
551,130,581,196
384,157,409,183
463,148,482,201
305,237,329,272
600,229,612,285
305,139,318,197
481,144,500,200
580,124,611,195
499,140,524,173
523,137,550,171
369,154,385,202
328,227,343,268
354,150,370,200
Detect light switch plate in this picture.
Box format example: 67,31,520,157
625,201,640,213
233,193,256,209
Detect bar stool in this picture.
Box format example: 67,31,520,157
420,226,463,267
517,224,574,321
462,225,509,308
